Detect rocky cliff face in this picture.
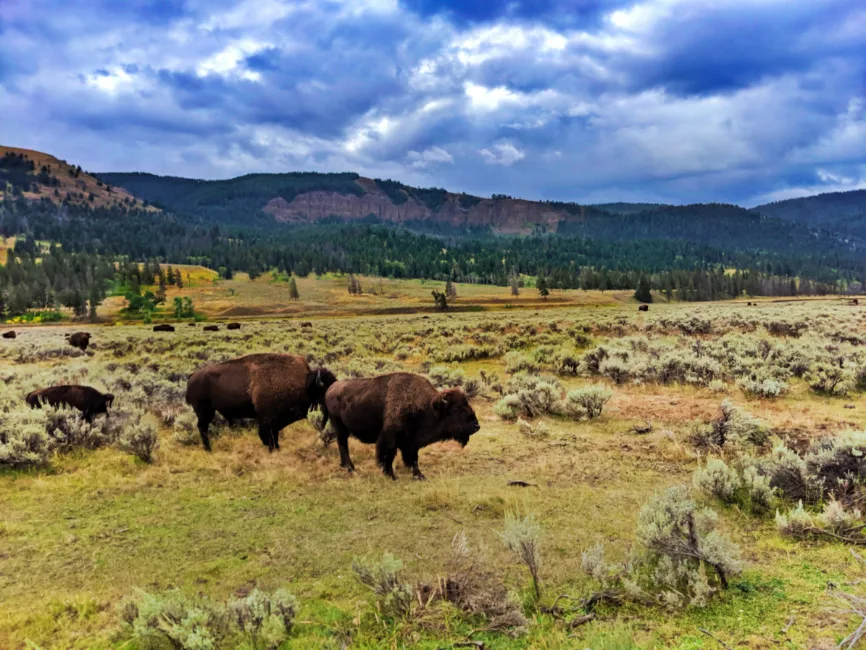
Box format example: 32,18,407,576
262,177,586,233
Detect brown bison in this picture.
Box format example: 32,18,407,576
203,325,219,332
25,385,114,421
2,331,16,339
324,373,480,480
185,353,337,452
67,331,90,351
187,322,197,327
638,305,649,312
227,322,241,330
153,324,175,332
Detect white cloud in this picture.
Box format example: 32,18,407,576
407,146,454,168
479,143,525,166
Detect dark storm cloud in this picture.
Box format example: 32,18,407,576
0,0,863,204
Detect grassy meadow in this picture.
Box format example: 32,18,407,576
1,296,865,649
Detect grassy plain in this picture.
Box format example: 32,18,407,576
1,295,864,649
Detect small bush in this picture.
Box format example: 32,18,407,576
173,410,201,446
693,458,741,503
352,553,414,619
808,363,854,396
691,400,769,452
517,417,550,438
118,413,160,463
500,513,542,602
0,410,52,467
228,588,297,649
493,374,563,420
737,377,788,399
564,385,611,420
118,588,230,650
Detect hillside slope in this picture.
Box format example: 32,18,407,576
0,146,147,210
753,190,866,239
100,170,856,257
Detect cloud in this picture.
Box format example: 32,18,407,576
0,0,863,205
479,143,525,166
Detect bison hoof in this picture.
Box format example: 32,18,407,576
413,473,427,481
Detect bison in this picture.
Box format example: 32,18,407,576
67,331,90,351
153,324,175,332
2,331,16,339
324,373,480,480
638,305,649,312
227,322,241,330
187,322,197,327
185,353,337,452
25,385,114,421
203,325,219,332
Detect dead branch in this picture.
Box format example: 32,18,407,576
699,628,733,649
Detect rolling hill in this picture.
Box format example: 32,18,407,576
753,190,866,240
98,170,861,259
0,146,148,210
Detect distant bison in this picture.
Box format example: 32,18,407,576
638,305,649,312
2,331,16,339
185,353,337,452
227,322,241,330
66,331,91,351
187,323,197,327
25,385,114,421
300,321,312,328
153,324,175,332
324,373,480,480
203,325,219,332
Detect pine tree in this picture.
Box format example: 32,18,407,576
174,269,183,288
635,275,653,303
510,273,520,297
445,279,457,299
537,275,549,299
288,277,300,300
431,290,448,310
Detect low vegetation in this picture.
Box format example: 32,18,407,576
2,299,866,648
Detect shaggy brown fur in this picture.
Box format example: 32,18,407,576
2,331,16,339
638,305,649,312
66,331,90,351
227,322,241,330
185,353,337,452
324,373,480,480
25,385,114,421
153,324,175,332
203,325,219,332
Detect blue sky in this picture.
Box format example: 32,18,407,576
0,0,863,205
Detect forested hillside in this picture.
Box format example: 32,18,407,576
1,146,865,309
753,190,866,239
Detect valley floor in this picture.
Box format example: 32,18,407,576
1,300,864,648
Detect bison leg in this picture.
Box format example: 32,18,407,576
400,446,425,481
331,418,355,472
258,420,277,452
195,408,215,452
376,438,398,481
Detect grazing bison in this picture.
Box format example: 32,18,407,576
324,373,481,480
187,323,197,327
2,331,16,339
25,385,114,421
300,321,312,328
227,322,241,330
153,324,175,332
203,325,219,332
638,305,649,312
67,331,90,351
185,353,337,452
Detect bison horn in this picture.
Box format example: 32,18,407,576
316,369,323,387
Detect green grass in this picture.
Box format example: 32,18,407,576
1,301,864,648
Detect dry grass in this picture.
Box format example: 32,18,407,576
1,301,864,648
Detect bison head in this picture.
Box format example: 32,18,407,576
306,367,338,408
104,393,115,409
432,388,480,446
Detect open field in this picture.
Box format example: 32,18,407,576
100,268,812,322
2,300,865,648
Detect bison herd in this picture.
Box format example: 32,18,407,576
22,331,481,479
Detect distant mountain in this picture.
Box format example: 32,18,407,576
99,170,857,259
753,190,866,240
0,146,147,211
592,202,668,215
